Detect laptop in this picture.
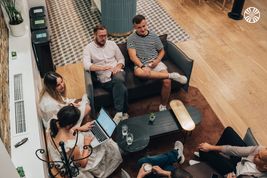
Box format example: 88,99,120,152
88,108,116,148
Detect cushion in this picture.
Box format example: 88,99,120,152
243,128,258,146
185,162,223,178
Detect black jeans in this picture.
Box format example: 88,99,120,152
101,71,128,113
199,127,247,175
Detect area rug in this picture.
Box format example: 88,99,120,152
120,86,225,177
46,0,190,66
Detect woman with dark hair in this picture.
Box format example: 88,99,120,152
39,71,92,129
47,105,122,178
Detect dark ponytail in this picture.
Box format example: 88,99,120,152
50,119,59,138
50,105,80,137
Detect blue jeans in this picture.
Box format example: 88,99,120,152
137,150,178,172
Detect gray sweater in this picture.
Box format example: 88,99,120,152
221,145,267,177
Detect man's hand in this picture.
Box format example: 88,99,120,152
198,142,213,152
141,66,151,76
102,66,113,71
112,64,123,75
148,59,160,68
137,164,151,178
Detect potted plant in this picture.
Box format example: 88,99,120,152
0,0,25,36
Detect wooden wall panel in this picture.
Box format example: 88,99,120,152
0,8,10,153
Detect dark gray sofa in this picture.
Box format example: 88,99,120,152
84,34,194,115
184,128,259,178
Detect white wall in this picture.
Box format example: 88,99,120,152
8,0,48,177
27,0,47,9
0,139,20,178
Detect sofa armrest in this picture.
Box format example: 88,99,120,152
84,70,96,117
166,41,194,91
243,128,259,146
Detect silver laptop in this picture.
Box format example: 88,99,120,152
88,108,116,148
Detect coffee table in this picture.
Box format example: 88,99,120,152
115,106,201,152
116,123,149,153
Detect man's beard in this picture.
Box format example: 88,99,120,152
95,39,105,47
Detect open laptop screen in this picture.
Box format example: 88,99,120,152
97,109,116,137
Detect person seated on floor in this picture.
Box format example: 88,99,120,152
137,141,192,178
83,24,128,124
198,127,267,178
47,105,123,178
127,14,188,112
39,71,92,129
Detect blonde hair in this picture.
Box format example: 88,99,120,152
39,71,66,104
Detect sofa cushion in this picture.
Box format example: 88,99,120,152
92,57,185,107
91,34,188,108
185,162,223,178
243,128,258,146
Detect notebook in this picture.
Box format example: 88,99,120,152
88,108,116,147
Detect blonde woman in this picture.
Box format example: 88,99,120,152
39,71,91,129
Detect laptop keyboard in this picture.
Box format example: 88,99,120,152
91,124,107,142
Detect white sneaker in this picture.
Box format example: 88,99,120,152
169,72,188,84
189,160,200,166
159,104,167,111
174,141,185,164
113,112,123,124
194,151,200,158
121,168,130,178
122,113,129,120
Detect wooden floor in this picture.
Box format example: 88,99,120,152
158,0,267,144
58,0,267,145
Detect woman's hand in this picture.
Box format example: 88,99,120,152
79,121,94,132
137,164,151,178
152,166,165,174
72,102,81,107
84,135,93,145
226,172,236,178
152,166,171,177
71,121,94,133
198,142,213,152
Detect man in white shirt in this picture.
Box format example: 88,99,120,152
83,25,128,123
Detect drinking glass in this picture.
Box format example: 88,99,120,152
126,133,134,145
121,124,128,138
149,112,156,123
